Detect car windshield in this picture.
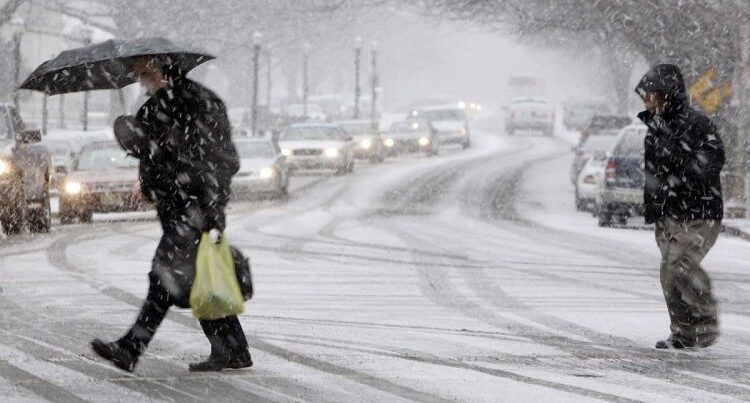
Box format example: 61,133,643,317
416,109,464,121
389,121,425,133
582,135,618,153
236,142,275,158
76,146,138,171
283,126,342,141
615,130,646,157
44,141,74,156
338,123,371,136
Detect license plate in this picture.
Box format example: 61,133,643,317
101,193,122,206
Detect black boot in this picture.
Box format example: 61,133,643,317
655,334,695,349
189,349,253,372
91,339,139,372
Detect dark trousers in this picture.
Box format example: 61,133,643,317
655,218,720,344
119,271,249,357
119,210,248,358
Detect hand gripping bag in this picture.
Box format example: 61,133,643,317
190,232,245,319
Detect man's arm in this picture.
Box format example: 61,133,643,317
686,116,724,181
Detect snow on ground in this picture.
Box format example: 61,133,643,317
3,127,750,402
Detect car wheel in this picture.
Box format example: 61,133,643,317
575,196,587,212
80,210,93,224
597,206,613,227
507,129,514,136
28,198,51,233
347,158,355,173
1,207,25,235
60,212,75,225
462,138,471,149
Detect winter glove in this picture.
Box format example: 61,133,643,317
208,229,222,244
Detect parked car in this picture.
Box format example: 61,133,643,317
60,141,148,224
579,115,632,145
42,139,77,193
0,104,50,234
278,123,355,175
232,138,289,198
563,99,610,131
383,119,438,156
505,97,555,136
596,124,648,227
574,134,620,212
334,119,385,163
570,128,621,185
409,104,471,149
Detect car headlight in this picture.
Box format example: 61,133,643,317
324,148,339,158
64,181,82,194
259,167,274,179
281,148,292,156
360,139,372,149
459,128,466,135
384,138,394,147
0,160,10,175
418,137,430,146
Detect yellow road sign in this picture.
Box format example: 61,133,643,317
689,69,732,114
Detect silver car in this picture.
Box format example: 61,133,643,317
232,138,290,198
278,123,355,175
334,119,385,162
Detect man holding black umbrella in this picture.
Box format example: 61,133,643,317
91,56,253,372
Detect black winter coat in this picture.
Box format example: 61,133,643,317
636,64,724,224
132,76,239,233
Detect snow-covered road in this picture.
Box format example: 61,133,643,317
2,128,750,402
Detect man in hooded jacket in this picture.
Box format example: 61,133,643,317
636,64,724,349
91,57,253,372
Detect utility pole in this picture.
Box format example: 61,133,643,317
370,40,378,127
302,42,311,117
353,36,363,119
251,31,262,137
12,32,22,112
736,24,750,217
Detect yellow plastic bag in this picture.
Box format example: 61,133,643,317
190,232,244,320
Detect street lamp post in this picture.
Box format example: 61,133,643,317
81,30,92,131
302,42,311,117
353,36,363,119
266,44,272,114
251,31,262,137
370,40,378,126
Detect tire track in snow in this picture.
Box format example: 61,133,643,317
45,230,457,403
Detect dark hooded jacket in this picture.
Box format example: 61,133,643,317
636,64,724,224
131,67,239,233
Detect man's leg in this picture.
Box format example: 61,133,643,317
91,271,173,372
665,219,720,345
190,316,252,371
118,271,174,354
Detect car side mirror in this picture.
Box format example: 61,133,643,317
593,151,607,161
345,136,353,142
18,130,41,144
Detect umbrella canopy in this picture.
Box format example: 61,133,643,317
19,37,214,95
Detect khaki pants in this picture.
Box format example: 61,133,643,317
655,218,720,343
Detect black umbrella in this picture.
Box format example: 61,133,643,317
19,37,214,95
